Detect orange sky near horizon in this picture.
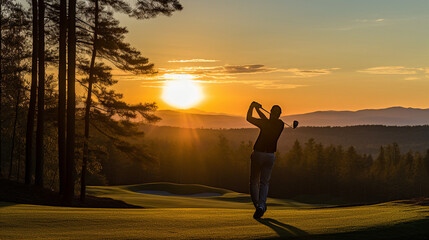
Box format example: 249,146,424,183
108,0,428,116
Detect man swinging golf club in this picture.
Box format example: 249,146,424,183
246,101,284,219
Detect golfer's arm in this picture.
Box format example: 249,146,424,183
247,104,263,127
246,105,255,123
255,108,267,120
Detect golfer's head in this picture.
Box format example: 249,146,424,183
270,105,282,119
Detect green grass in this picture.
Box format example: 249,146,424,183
1,182,429,239
125,182,231,195
87,182,322,209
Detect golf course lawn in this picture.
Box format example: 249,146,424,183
1,183,429,239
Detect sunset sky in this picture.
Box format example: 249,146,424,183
113,0,429,115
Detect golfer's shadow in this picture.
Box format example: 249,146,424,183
257,218,307,238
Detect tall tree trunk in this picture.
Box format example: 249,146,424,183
58,0,67,195
80,0,99,202
17,152,21,181
16,17,24,182
25,0,38,185
9,88,20,179
35,0,45,187
65,0,77,205
0,0,3,178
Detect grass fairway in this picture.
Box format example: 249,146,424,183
1,183,429,239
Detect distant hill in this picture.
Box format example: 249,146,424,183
282,107,429,127
154,107,429,128
155,109,248,129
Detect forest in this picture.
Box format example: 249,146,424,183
122,128,429,203
0,0,182,204
141,125,429,155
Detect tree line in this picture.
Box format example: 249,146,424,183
139,125,429,157
134,136,429,203
0,0,182,204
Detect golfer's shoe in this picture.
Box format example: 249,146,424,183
253,207,264,219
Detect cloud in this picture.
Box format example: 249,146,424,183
281,68,339,78
191,79,305,89
162,64,277,74
113,64,338,89
355,18,385,23
404,77,420,81
157,65,278,79
330,18,386,31
222,64,272,73
139,78,305,90
168,59,219,63
222,64,278,74
160,65,338,78
251,81,305,89
358,66,424,75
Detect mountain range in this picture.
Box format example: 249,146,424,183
153,107,429,129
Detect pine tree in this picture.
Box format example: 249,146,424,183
288,140,303,167
0,0,3,178
1,0,29,180
35,0,45,187
412,152,428,197
76,0,181,202
65,0,77,205
57,0,66,195
132,0,183,19
25,0,38,185
424,150,429,181
371,146,386,198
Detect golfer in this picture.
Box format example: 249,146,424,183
246,101,284,219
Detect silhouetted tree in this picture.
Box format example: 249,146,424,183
76,0,181,202
8,83,21,180
65,0,77,205
35,0,45,187
424,150,429,181
0,0,3,178
25,0,38,185
132,0,183,19
235,140,253,185
57,0,66,195
1,0,29,181
214,134,231,186
79,0,101,202
411,152,426,197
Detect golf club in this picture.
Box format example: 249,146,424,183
260,107,299,129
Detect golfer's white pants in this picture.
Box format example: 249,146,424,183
249,151,275,210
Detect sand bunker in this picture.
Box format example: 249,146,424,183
137,190,221,197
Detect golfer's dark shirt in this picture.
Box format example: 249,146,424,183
252,119,284,153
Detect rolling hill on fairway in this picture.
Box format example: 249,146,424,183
2,182,429,239
86,182,323,209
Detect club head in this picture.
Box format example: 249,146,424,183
293,120,299,129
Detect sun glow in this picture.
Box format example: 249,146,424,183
162,74,204,109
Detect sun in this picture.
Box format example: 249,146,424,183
161,74,204,109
